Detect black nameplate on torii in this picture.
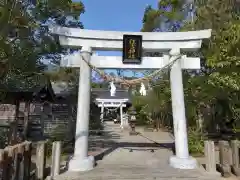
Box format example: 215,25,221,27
122,34,142,64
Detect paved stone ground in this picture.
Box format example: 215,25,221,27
50,122,223,180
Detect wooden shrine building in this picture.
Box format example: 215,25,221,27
0,74,55,146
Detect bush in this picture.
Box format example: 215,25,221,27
45,124,74,156
0,127,8,148
188,127,205,155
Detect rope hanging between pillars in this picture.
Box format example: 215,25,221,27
105,105,121,112
79,52,182,86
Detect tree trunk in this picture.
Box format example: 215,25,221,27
23,101,30,140
9,100,20,145
197,109,203,132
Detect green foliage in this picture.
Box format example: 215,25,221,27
44,124,73,156
132,95,149,126
143,0,239,122
141,0,185,32
0,128,8,148
0,0,85,101
138,0,240,142
186,0,240,131
188,128,205,155
187,0,240,92
132,73,173,129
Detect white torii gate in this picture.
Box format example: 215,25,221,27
50,26,211,172
96,98,128,126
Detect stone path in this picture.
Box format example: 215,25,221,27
50,122,222,180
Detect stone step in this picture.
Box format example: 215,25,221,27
52,166,215,180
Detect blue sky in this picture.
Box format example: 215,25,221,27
80,0,157,31
80,0,157,77
80,0,157,57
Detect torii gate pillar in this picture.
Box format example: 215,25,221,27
68,46,94,171
169,49,197,169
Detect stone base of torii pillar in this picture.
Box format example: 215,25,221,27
68,156,94,172
169,156,198,169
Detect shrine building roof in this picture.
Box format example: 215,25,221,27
91,88,130,100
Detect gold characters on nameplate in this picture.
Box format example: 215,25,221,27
128,39,136,59
122,34,142,64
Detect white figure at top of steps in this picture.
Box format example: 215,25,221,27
110,81,116,96
139,83,146,96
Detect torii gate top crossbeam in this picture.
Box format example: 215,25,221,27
50,26,211,41
50,26,211,51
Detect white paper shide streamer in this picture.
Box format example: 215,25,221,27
139,83,146,96
110,81,116,96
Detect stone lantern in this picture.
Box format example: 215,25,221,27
128,106,138,135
